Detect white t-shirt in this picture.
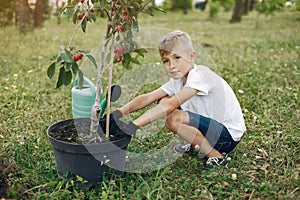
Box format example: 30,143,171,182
160,65,246,141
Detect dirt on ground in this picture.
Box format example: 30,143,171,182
0,157,14,199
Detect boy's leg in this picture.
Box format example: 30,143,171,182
165,109,224,159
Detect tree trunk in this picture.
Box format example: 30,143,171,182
0,0,15,26
243,0,252,15
184,0,188,14
16,0,31,33
34,0,48,28
230,0,244,23
171,0,177,11
250,0,255,11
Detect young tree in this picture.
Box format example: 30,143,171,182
47,0,164,142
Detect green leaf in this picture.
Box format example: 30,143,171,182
134,48,148,57
125,30,133,41
88,12,96,22
116,34,121,42
131,57,141,65
79,50,91,55
122,53,131,69
118,0,127,10
56,55,63,63
77,70,84,89
47,61,56,79
86,54,97,68
71,62,79,74
56,67,65,88
65,62,72,71
64,70,72,86
73,9,79,24
81,19,87,33
132,19,139,32
150,5,166,13
60,50,74,63
142,8,154,16
66,7,74,19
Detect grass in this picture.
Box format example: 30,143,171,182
0,9,299,199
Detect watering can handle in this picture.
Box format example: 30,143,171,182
73,76,96,94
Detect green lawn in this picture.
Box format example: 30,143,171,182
0,9,299,199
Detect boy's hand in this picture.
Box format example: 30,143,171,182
118,121,140,136
112,109,124,120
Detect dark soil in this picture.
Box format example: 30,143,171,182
0,157,14,198
49,116,130,144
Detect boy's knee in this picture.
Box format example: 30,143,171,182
165,110,181,132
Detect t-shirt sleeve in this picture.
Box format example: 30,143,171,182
160,79,175,96
184,69,209,95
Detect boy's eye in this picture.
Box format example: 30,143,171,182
175,56,181,60
162,59,169,64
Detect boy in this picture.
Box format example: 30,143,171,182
113,30,246,168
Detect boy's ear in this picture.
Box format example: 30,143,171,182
191,51,197,62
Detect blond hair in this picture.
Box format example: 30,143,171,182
159,30,194,56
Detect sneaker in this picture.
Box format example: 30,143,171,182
205,157,228,169
173,144,196,154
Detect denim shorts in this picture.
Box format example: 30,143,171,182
188,111,238,153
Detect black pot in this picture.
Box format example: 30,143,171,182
47,118,131,185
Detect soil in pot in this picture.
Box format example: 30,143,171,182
49,115,128,144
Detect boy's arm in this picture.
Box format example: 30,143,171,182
119,88,167,116
133,87,198,127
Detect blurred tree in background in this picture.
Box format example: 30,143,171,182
34,0,49,28
15,0,31,33
0,0,49,33
0,0,299,32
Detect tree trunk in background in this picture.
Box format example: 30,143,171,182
7,1,15,23
250,0,255,11
243,0,252,15
34,0,48,28
184,0,188,14
171,0,177,11
0,0,15,26
231,0,244,23
16,0,31,33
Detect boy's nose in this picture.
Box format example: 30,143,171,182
169,61,175,69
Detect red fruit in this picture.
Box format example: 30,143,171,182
113,49,119,54
122,15,127,21
89,9,94,13
77,13,83,20
78,52,83,59
123,11,128,16
81,0,85,3
73,55,80,61
117,25,124,32
117,56,124,63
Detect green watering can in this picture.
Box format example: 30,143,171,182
72,77,122,118
72,77,97,118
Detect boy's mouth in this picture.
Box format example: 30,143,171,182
170,70,179,75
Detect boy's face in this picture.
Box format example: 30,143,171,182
161,45,196,80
